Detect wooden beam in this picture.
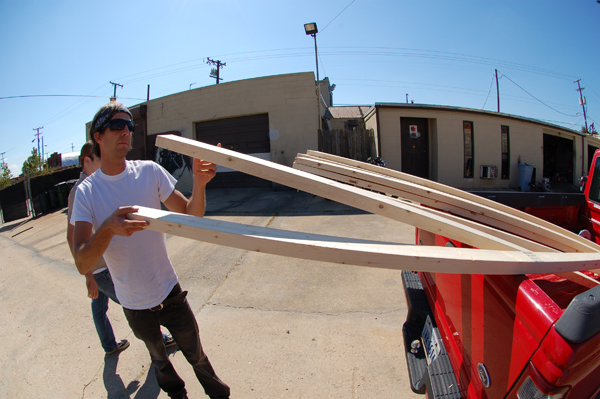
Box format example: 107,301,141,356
295,153,599,254
156,135,529,251
292,163,600,288
154,135,600,285
304,150,599,253
294,155,600,287
127,206,600,275
294,161,554,252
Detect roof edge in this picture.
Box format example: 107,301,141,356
374,102,583,136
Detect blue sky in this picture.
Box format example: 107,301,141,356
1,0,598,176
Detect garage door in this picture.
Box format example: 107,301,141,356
195,114,271,188
543,133,573,184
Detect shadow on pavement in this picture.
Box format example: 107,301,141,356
102,352,159,399
204,187,368,217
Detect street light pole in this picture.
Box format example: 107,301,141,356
304,22,321,132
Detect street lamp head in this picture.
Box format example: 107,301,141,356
304,22,318,35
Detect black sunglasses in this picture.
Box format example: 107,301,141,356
102,119,135,133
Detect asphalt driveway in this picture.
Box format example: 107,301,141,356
0,187,420,399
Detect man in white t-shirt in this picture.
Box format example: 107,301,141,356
71,101,229,399
67,141,175,355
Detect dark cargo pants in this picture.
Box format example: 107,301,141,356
123,284,229,398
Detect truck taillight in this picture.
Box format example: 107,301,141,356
517,376,569,399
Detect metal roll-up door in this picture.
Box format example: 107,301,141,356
195,114,272,188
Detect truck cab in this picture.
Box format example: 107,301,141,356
402,151,600,398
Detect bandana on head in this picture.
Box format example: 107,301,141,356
94,103,133,132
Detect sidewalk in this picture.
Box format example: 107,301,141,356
0,188,420,399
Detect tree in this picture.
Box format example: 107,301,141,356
22,148,45,177
0,162,12,190
581,123,598,135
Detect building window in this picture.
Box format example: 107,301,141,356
463,121,474,178
501,125,510,179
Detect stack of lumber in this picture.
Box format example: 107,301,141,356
127,135,600,286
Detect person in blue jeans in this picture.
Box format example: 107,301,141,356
67,141,175,354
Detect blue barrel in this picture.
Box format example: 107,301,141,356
519,163,534,192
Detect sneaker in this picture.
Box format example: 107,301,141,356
106,339,130,355
164,335,177,348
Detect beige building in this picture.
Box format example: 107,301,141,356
89,72,324,192
88,72,600,193
355,104,600,191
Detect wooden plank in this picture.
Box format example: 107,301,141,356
156,135,529,251
154,135,600,284
294,161,553,253
127,206,600,275
293,163,600,288
305,150,598,252
293,156,589,253
296,153,600,254
295,156,600,286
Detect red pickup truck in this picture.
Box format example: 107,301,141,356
403,154,600,398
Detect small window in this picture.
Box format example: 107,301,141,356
463,121,474,178
501,126,510,179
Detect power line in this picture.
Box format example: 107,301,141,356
107,46,580,88
482,72,496,110
320,0,356,33
499,73,577,117
0,94,146,101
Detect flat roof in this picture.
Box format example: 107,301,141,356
374,102,583,136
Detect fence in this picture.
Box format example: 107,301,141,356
318,128,376,162
0,167,81,223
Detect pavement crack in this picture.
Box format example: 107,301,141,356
195,250,250,314
205,302,404,317
195,214,278,315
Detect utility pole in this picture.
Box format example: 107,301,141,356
71,143,75,151
495,69,500,113
33,127,43,163
574,79,589,132
109,81,123,99
206,58,226,84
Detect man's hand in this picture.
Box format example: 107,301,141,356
85,272,99,299
192,143,220,186
105,206,149,237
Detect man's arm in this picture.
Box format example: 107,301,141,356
67,223,75,256
163,154,219,217
72,206,148,275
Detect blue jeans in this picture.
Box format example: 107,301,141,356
92,269,171,353
123,284,230,398
92,269,119,352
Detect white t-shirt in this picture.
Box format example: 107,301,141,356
67,171,108,275
71,160,178,310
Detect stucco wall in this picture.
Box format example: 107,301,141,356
145,72,318,192
377,106,584,189
364,109,379,158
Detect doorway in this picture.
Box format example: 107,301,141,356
543,134,573,184
401,117,429,178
